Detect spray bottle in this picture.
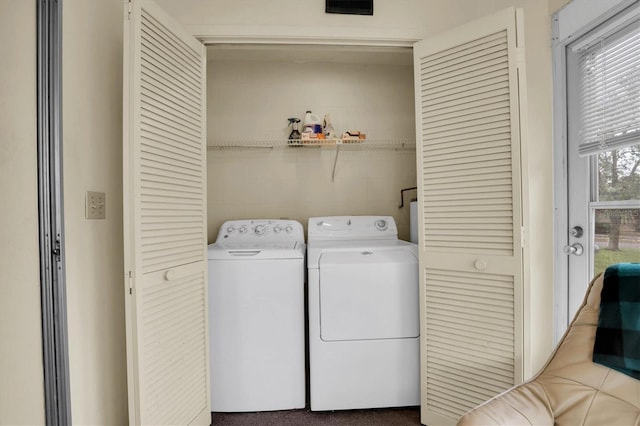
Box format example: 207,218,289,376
287,118,301,144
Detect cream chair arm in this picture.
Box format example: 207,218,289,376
458,381,554,426
458,272,640,426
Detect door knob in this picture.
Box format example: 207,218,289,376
563,243,584,256
474,259,487,270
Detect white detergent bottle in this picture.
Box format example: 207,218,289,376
323,113,337,139
303,110,321,134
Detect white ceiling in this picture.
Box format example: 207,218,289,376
206,44,413,66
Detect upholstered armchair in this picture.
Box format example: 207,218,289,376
458,265,640,426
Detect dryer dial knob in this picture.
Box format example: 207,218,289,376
375,219,388,231
226,226,235,233
255,225,266,235
273,226,282,233
239,226,247,234
285,225,293,233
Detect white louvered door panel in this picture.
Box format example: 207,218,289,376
123,0,209,424
413,8,526,426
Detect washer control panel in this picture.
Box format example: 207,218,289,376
308,216,398,241
216,219,304,243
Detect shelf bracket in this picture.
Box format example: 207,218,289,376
331,140,342,182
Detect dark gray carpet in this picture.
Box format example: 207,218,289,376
211,407,421,425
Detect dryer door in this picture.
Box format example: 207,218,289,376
319,249,419,341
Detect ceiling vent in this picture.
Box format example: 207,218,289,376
326,0,373,16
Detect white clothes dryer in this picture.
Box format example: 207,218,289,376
208,219,305,412
307,216,420,411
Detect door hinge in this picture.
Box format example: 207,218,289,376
128,270,133,295
52,239,62,262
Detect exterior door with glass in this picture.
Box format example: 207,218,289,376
561,1,640,324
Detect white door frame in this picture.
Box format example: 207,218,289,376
193,25,420,47
551,0,635,342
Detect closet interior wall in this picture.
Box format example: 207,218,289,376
206,46,417,241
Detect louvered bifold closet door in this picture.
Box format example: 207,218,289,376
413,8,526,426
123,0,209,425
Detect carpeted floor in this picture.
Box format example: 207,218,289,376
211,407,421,425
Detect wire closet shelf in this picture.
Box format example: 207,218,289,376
206,138,416,150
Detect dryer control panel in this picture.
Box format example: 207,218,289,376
216,219,304,243
308,216,398,241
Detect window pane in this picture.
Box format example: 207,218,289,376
597,144,640,201
594,207,640,275
576,20,640,156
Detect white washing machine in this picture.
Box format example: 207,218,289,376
208,219,305,412
307,216,420,411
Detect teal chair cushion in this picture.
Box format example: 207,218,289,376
593,263,640,380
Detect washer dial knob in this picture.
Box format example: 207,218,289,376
273,226,282,233
285,225,293,233
255,225,266,235
226,226,235,233
239,226,247,234
375,219,388,231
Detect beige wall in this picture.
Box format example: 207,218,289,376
550,0,572,15
206,55,417,241
62,0,128,423
158,0,426,29
155,0,431,41
0,1,45,424
0,0,576,424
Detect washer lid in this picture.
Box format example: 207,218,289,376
207,241,305,260
318,248,419,342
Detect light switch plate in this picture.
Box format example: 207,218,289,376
86,191,106,219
